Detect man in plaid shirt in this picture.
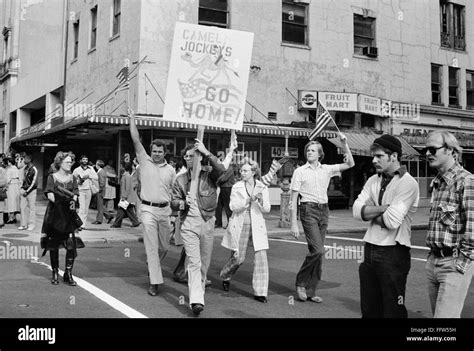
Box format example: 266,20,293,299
424,131,474,318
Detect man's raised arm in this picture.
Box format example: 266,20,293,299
128,108,146,156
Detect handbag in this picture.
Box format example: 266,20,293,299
71,210,83,229
0,187,7,200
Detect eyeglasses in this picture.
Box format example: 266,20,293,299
422,145,446,155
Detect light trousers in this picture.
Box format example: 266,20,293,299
180,215,215,305
425,253,474,318
20,190,37,228
78,189,92,228
140,204,171,284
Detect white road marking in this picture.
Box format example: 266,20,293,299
31,258,148,318
269,237,428,262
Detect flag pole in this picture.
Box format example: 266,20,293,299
319,100,342,134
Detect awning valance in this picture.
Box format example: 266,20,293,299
328,131,420,160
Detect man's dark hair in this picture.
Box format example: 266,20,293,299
80,154,88,160
150,139,166,153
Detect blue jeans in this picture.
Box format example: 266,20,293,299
296,203,329,294
425,252,473,318
359,242,411,318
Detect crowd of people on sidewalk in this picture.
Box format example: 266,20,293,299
17,109,471,319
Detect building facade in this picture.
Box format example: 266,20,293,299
2,0,474,206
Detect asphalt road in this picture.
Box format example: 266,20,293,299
1,230,473,319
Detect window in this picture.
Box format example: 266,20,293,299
73,20,79,60
112,0,121,36
198,0,228,28
431,64,442,105
467,70,474,109
282,1,308,45
448,66,459,107
354,14,377,56
90,6,97,49
440,1,465,51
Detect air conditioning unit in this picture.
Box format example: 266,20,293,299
363,46,378,58
294,0,311,4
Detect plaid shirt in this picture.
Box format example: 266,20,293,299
426,164,474,273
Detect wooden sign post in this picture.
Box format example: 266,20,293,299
189,125,205,202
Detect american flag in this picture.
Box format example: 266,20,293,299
308,102,334,140
115,65,130,93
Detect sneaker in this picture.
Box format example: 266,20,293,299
191,303,204,316
307,296,323,303
18,226,28,230
26,226,35,231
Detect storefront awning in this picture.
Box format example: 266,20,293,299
10,114,339,145
328,130,420,160
88,115,339,138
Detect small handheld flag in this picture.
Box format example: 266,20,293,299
308,102,337,140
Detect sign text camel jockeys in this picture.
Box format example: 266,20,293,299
163,22,254,131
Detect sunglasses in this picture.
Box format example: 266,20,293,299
422,145,446,155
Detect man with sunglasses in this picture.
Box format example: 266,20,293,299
424,131,473,318
353,134,419,318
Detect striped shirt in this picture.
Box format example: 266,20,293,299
426,164,474,273
290,162,341,203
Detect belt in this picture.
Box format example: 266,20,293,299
430,246,458,258
142,200,169,208
301,202,328,208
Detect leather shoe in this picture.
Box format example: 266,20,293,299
110,225,121,228
173,276,188,284
222,280,230,291
107,217,114,224
254,296,268,303
191,303,204,316
131,223,141,227
148,284,159,296
92,221,102,225
307,296,323,303
296,286,307,301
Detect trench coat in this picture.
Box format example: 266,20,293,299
221,179,271,252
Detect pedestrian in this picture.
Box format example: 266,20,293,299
92,159,113,225
72,154,98,230
170,140,226,316
103,160,117,218
129,109,176,297
110,162,141,228
18,153,38,231
0,154,7,228
220,158,271,303
423,131,474,318
215,141,237,229
5,157,21,223
41,152,83,286
352,134,419,318
290,133,354,303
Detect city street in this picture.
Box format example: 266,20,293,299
2,230,473,319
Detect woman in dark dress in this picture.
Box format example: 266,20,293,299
41,152,82,286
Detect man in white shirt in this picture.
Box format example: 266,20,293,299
353,134,419,318
73,155,98,230
290,133,354,303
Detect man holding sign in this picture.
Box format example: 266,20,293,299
171,140,226,316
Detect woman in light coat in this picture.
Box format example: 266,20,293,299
5,157,21,223
220,158,271,303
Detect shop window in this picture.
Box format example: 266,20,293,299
360,114,375,128
440,1,465,51
335,112,354,127
199,0,228,28
282,1,308,45
431,64,442,105
354,13,377,57
448,66,460,107
467,70,474,109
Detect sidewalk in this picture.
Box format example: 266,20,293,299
0,200,430,244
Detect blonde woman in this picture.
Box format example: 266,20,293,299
220,158,271,303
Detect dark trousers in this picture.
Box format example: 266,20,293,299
112,204,140,227
215,187,232,226
96,191,113,222
295,203,329,293
359,242,411,318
